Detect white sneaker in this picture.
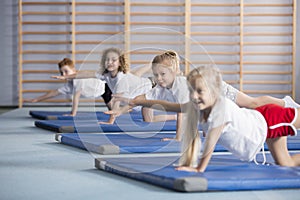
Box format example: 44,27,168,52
283,96,300,108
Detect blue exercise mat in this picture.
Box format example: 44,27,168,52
35,118,178,133
56,132,300,154
29,110,142,120
55,132,181,154
95,154,300,192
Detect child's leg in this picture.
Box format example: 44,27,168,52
266,137,299,166
291,108,300,165
142,107,154,122
152,114,176,122
291,154,300,166
142,107,176,122
254,96,285,107
236,92,300,109
266,108,300,166
236,92,284,109
292,108,300,128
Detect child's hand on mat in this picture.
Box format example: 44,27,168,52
98,121,114,125
176,166,199,172
99,115,116,125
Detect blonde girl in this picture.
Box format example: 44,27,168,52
177,65,300,172
120,50,189,141
115,65,300,172
119,50,299,141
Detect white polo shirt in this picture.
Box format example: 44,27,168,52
201,96,267,162
58,79,105,98
96,71,152,98
145,76,190,104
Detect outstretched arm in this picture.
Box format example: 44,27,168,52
113,94,185,113
52,70,97,80
130,65,152,77
24,90,60,103
133,98,182,112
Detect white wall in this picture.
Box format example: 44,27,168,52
0,0,18,106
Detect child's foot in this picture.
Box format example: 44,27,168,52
283,96,300,108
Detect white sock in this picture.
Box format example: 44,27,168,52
283,96,300,108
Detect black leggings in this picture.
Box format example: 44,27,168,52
101,83,112,105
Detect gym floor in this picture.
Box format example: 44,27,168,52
0,107,299,200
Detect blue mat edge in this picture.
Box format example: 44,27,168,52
94,156,300,192
55,133,181,154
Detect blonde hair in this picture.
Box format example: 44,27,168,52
187,65,222,99
151,50,181,75
99,47,129,75
179,102,200,167
179,65,223,167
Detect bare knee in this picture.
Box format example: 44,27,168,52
266,137,296,167
276,159,296,167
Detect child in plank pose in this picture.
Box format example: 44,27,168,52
53,48,153,124
112,50,299,141
114,65,300,172
124,50,189,141
107,50,193,140
25,58,107,116
178,65,300,172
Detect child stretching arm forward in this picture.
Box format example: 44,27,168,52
116,65,300,172
25,58,106,116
